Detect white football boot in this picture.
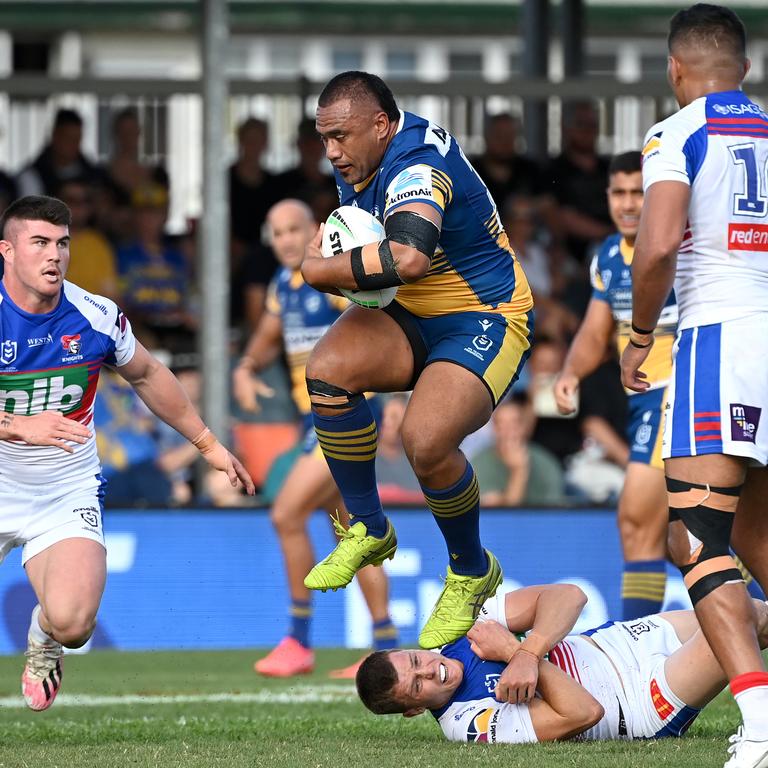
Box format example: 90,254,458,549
21,630,64,711
724,726,768,768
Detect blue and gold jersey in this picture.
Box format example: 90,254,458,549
590,233,678,393
335,111,533,320
266,267,347,414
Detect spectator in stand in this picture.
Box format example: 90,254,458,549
94,369,172,507
116,183,196,353
274,118,338,224
471,113,545,211
91,180,135,250
546,101,613,266
229,117,279,333
154,353,203,506
57,177,121,301
16,109,102,198
230,117,278,266
528,336,628,487
474,392,565,507
104,107,169,198
376,394,424,505
502,195,578,342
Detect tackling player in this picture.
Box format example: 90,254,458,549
554,151,676,619
300,71,534,649
233,199,397,677
619,6,768,766
356,582,768,746
0,195,253,711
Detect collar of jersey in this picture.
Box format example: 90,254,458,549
353,110,407,193
619,237,634,265
0,280,63,324
289,269,304,289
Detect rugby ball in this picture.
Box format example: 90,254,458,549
321,206,397,309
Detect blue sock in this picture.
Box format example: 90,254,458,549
289,600,311,648
421,461,486,576
372,618,398,650
313,399,387,537
621,560,667,620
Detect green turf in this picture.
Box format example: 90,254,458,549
0,648,740,767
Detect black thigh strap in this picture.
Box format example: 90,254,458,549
382,301,429,391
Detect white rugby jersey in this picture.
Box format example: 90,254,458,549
642,89,768,331
0,281,136,485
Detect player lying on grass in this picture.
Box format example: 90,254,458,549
357,583,768,746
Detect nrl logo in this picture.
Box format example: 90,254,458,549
0,340,17,365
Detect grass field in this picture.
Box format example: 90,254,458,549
0,647,741,768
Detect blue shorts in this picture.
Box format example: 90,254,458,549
627,387,666,469
300,396,383,457
383,302,534,407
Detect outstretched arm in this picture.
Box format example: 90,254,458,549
117,342,255,494
232,310,282,412
554,298,614,415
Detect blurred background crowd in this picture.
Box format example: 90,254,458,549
0,100,636,508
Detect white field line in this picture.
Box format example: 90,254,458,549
0,685,356,709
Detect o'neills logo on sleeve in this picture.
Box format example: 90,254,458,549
728,223,768,251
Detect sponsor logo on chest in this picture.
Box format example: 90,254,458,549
0,366,89,415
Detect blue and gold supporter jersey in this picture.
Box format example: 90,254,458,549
266,267,348,415
335,111,533,320
590,234,677,393
0,280,136,486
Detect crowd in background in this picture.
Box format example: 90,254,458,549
0,101,634,508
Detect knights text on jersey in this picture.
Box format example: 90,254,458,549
641,89,768,330
0,280,136,485
590,233,677,391
335,111,533,320
266,267,347,415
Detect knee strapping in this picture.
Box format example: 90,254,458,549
306,377,364,410
667,477,743,605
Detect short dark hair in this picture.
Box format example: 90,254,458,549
608,151,642,177
53,108,83,130
0,196,71,239
668,4,746,60
355,651,403,715
318,71,399,123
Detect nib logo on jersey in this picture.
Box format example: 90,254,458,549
731,404,761,443
60,333,84,363
0,366,88,416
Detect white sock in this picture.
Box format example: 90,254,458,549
735,685,768,740
28,605,56,645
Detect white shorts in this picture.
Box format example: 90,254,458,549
0,474,107,566
585,616,700,739
663,316,768,465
